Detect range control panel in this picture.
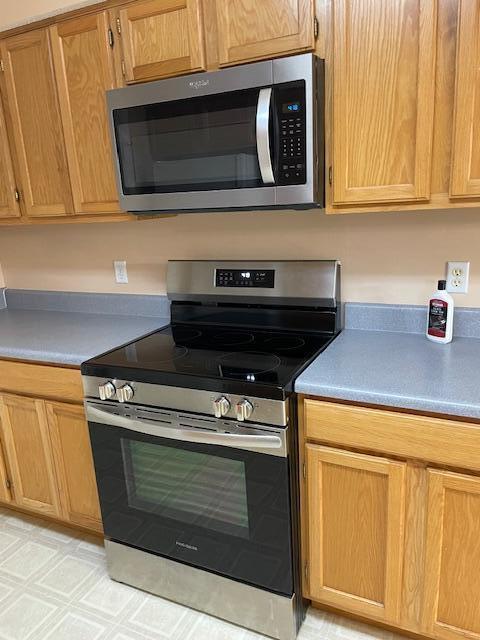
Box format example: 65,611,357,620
215,269,275,288
275,81,307,186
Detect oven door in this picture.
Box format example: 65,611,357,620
109,85,277,212
87,404,293,596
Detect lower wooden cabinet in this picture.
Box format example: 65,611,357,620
306,444,406,624
0,435,12,504
0,395,61,518
302,398,480,640
47,402,102,533
423,470,480,640
0,380,102,534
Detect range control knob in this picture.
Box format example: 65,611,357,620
236,399,254,422
117,384,134,403
98,381,116,401
213,396,230,418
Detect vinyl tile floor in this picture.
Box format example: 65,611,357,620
0,507,405,640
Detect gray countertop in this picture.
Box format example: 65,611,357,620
0,308,169,366
295,329,480,420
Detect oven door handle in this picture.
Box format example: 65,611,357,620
87,405,283,451
256,87,275,185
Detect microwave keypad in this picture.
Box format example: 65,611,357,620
279,117,306,183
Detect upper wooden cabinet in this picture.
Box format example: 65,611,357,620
0,94,21,219
0,394,61,518
306,444,406,624
331,0,437,206
0,29,73,218
215,0,315,67
50,13,121,215
117,0,206,83
450,0,480,198
47,401,102,533
423,469,480,640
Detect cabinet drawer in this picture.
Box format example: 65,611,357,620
0,359,83,403
304,399,480,473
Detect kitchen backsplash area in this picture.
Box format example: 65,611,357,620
0,206,478,306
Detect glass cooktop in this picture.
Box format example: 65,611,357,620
85,324,335,395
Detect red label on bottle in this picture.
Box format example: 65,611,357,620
428,298,448,337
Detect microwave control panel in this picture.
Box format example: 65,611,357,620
275,82,307,186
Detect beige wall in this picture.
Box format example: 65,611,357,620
0,208,479,306
0,0,102,30
0,2,478,308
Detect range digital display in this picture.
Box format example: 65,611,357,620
215,269,275,288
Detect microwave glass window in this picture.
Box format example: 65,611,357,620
122,439,250,538
114,88,266,194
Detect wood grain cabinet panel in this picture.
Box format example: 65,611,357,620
0,29,73,218
423,470,480,640
0,395,61,517
450,0,480,198
306,444,406,623
0,95,21,219
50,13,122,215
215,0,315,66
118,0,206,83
331,0,437,205
0,436,12,504
47,402,102,532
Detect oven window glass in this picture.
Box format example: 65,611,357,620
113,87,265,194
122,439,250,538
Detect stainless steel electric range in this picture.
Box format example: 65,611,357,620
81,260,341,640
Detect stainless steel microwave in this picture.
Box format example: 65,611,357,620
107,54,324,214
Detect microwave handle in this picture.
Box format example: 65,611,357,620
256,88,275,185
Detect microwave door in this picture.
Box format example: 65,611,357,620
256,88,275,185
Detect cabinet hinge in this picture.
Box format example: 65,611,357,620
314,16,319,40
121,60,126,78
5,479,11,490
108,28,114,48
14,188,20,203
116,18,122,35
328,166,333,186
0,60,4,73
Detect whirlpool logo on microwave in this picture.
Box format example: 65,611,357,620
189,79,210,90
176,541,198,552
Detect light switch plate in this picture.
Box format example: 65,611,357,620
114,260,128,284
446,261,469,294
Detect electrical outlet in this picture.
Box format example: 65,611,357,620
114,260,128,284
446,261,470,294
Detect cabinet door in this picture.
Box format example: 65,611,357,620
50,13,122,215
450,1,480,198
118,0,206,83
0,29,73,218
331,0,437,205
215,0,315,67
0,395,60,517
0,94,20,219
0,436,12,504
47,402,102,532
306,444,406,623
423,470,480,640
